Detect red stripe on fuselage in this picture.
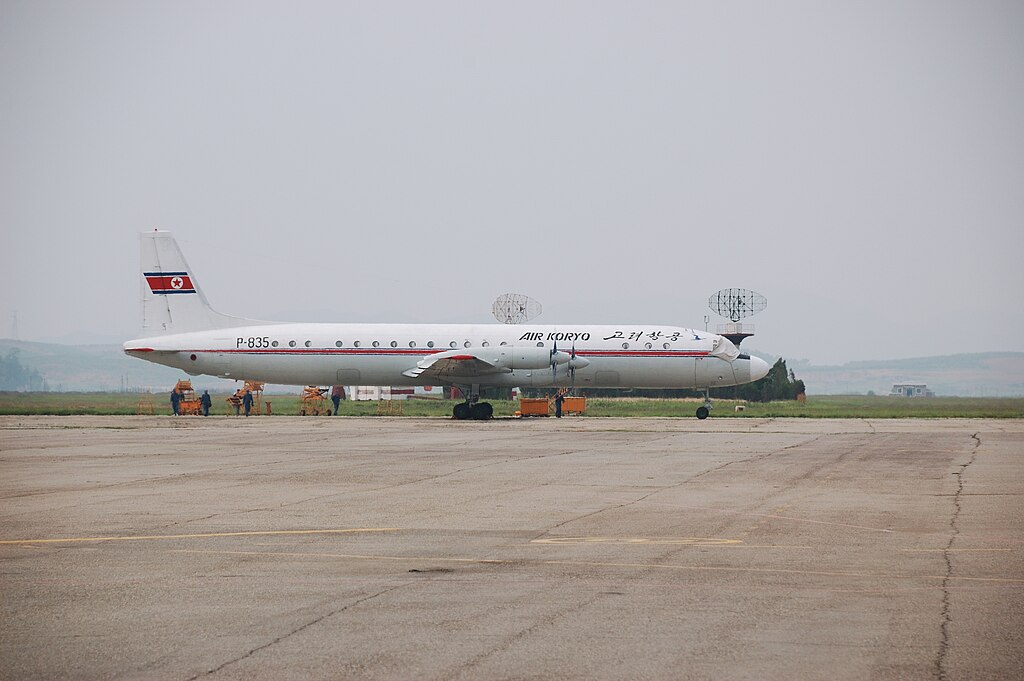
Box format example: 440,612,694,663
172,348,712,358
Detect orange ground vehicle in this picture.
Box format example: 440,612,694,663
226,381,265,416
174,380,202,415
298,386,332,416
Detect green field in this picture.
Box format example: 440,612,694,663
0,392,1021,418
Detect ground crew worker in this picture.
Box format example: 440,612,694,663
170,389,180,416
228,390,242,416
242,389,254,417
554,391,564,418
331,385,345,415
201,390,212,417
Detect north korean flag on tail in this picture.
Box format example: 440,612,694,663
145,271,196,294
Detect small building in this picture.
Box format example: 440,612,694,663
889,383,934,398
348,385,445,401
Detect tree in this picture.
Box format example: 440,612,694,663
0,349,45,391
713,358,805,402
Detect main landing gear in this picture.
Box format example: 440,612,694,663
452,384,493,421
696,390,713,420
452,401,492,420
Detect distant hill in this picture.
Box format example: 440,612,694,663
2,339,1022,396
0,339,226,392
783,352,1024,396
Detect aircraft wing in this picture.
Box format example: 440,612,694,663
403,348,514,380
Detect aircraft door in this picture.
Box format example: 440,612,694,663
337,370,360,384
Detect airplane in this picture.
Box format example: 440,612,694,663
124,231,770,420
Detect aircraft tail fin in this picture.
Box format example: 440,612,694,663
140,230,253,334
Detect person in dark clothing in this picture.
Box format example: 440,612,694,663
201,390,212,417
170,389,181,416
330,385,344,415
242,390,254,417
554,392,564,418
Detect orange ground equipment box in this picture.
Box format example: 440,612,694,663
561,396,587,415
518,398,550,417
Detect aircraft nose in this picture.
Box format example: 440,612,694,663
750,356,770,382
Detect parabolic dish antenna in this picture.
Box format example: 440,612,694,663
492,293,542,324
708,288,767,323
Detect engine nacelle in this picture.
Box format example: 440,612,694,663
413,346,581,376
487,345,561,370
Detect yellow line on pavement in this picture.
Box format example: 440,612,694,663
0,528,400,545
900,548,1012,553
531,537,744,546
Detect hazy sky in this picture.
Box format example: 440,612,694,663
2,1,1022,365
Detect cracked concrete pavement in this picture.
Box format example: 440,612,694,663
1,416,1022,680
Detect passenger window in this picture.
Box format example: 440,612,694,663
335,341,343,347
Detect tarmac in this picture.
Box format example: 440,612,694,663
1,415,1022,680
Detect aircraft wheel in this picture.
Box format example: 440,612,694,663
453,403,471,420
472,402,493,420
696,406,709,420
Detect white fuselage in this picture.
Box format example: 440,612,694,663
124,322,766,389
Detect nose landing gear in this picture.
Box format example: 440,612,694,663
696,390,712,420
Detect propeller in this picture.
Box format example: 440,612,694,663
548,341,575,384
551,340,559,382
568,343,577,393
